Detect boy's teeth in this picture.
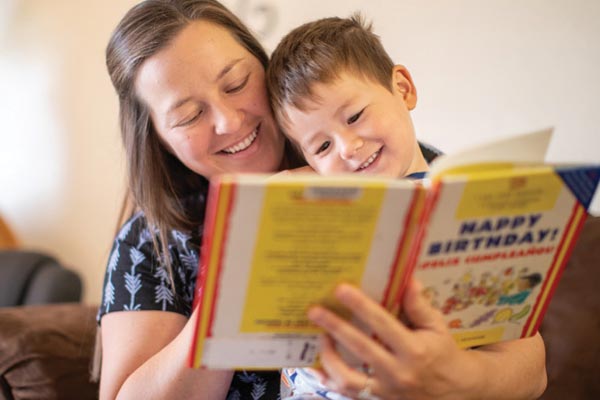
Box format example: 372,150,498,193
222,128,258,154
358,149,381,170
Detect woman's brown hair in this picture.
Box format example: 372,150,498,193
95,0,305,382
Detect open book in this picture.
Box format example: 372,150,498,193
189,128,600,369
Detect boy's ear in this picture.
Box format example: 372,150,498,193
392,65,417,110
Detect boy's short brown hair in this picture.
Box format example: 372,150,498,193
267,14,395,126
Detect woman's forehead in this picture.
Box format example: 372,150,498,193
154,20,251,76
134,20,257,113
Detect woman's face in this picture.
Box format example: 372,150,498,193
135,20,285,178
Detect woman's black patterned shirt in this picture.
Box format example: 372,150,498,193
98,197,280,400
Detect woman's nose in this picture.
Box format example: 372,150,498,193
213,100,243,135
338,131,364,160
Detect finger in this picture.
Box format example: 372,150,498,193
402,278,447,331
308,305,396,373
319,335,386,399
332,283,418,354
317,334,370,396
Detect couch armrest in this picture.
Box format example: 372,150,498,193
0,251,82,307
0,303,99,400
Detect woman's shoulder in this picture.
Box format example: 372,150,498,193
113,210,150,246
99,209,202,321
114,194,204,248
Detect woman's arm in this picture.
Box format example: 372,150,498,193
461,333,547,400
308,279,547,400
100,307,234,400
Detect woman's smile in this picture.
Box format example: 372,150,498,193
136,20,285,178
220,123,260,154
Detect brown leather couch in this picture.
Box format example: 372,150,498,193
538,215,600,399
0,217,598,400
0,303,98,400
0,250,92,400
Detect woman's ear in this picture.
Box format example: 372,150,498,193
391,65,417,110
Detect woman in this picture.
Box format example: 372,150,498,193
98,1,547,399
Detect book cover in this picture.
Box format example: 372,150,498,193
190,175,421,368
189,129,600,369
413,165,597,348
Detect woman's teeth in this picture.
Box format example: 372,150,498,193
358,148,381,170
222,128,258,154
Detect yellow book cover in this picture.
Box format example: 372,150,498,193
189,129,600,369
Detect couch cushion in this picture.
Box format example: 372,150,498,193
539,216,600,399
0,303,98,400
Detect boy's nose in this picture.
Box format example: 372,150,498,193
339,133,364,160
213,100,243,135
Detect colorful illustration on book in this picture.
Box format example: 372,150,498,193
423,266,542,329
409,165,595,350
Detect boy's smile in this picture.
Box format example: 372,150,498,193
281,67,428,178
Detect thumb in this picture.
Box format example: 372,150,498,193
403,278,446,331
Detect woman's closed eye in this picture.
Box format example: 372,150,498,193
176,110,203,127
347,108,365,125
225,73,250,94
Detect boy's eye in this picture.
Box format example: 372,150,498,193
316,141,331,155
347,108,365,125
226,74,250,94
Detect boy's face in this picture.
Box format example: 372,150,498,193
281,66,427,178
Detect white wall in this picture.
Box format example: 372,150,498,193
0,1,138,303
1,0,599,304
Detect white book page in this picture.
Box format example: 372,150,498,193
429,128,553,178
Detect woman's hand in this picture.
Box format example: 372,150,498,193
307,279,547,400
307,279,474,400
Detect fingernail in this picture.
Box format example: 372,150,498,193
412,278,423,293
335,283,353,299
307,306,323,323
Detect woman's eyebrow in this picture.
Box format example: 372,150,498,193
215,58,243,82
167,96,194,114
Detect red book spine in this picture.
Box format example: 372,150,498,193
392,180,443,313
188,178,222,368
521,202,588,338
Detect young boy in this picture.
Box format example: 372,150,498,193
266,14,437,400
266,14,431,182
